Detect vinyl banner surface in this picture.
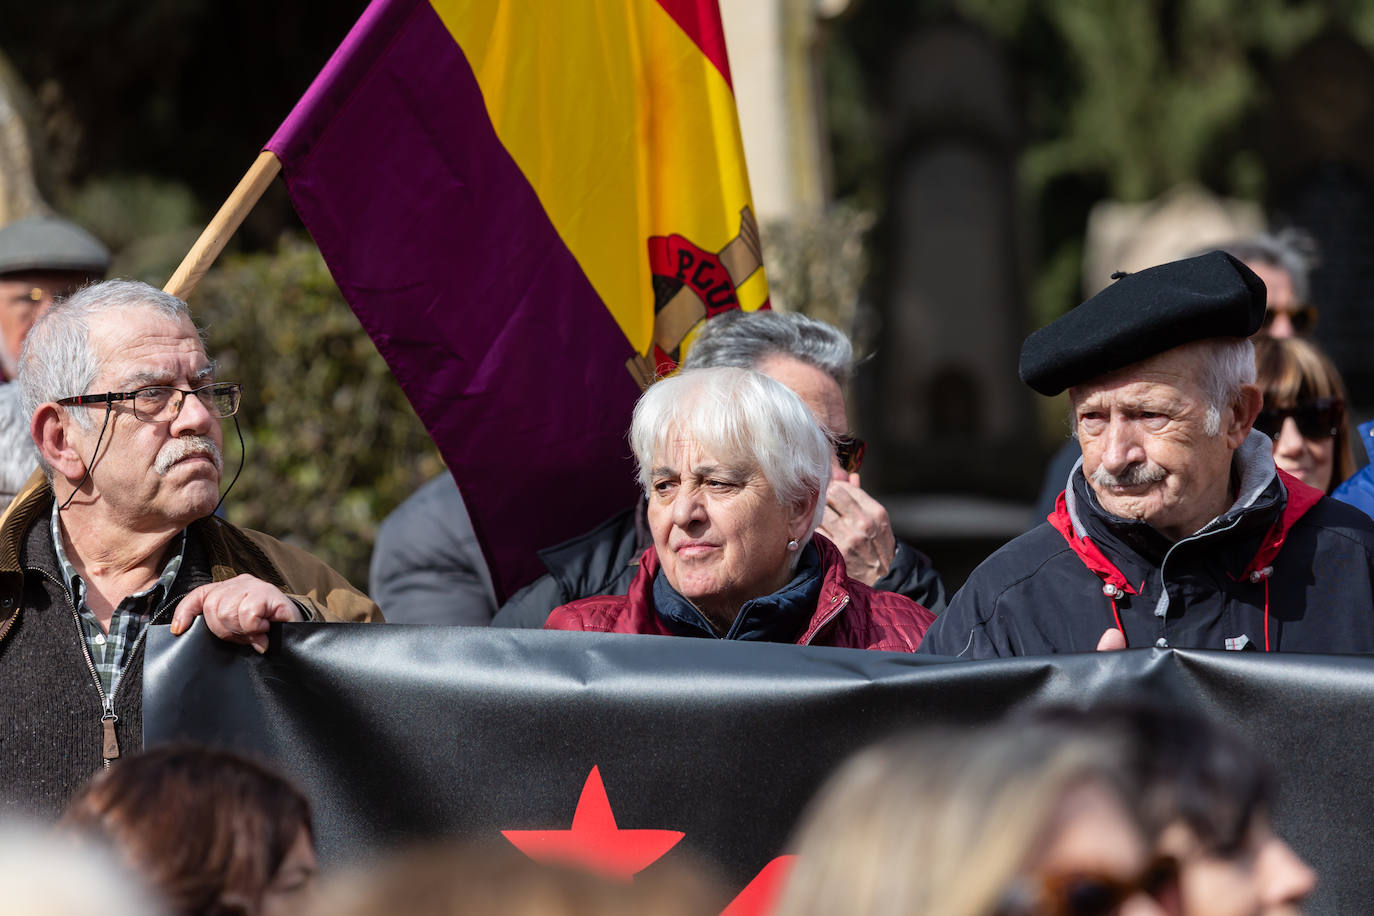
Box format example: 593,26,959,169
144,624,1372,912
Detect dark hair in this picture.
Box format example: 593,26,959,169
1024,701,1271,857
1213,228,1320,306
60,744,313,915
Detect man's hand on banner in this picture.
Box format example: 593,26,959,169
170,574,304,653
1097,628,1128,651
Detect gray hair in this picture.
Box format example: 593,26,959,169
629,367,831,537
682,310,854,384
1193,337,1257,436
0,385,36,511
18,279,197,433
1214,228,1319,306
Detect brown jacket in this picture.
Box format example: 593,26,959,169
0,477,379,818
0,477,380,642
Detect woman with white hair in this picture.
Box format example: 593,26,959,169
545,368,933,648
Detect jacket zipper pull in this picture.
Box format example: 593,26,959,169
101,701,120,762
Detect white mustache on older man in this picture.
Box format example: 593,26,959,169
1089,462,1167,489
154,435,222,476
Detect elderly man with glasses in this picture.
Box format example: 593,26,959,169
0,279,379,818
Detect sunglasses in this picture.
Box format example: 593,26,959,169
830,434,866,474
996,856,1179,916
1260,303,1318,334
1253,397,1343,441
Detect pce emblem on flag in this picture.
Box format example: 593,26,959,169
267,0,768,599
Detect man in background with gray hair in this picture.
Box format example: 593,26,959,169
0,216,111,506
489,309,947,628
919,251,1374,658
0,279,379,818
1218,228,1320,339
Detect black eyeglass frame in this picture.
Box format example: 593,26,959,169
1260,302,1319,334
57,382,243,423
830,433,866,475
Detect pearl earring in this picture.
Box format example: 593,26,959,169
787,538,799,552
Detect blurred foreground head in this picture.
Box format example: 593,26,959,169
776,723,1171,916
0,820,164,916
306,841,725,916
1029,701,1316,916
60,744,316,916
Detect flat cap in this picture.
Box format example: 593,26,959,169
1018,250,1266,396
0,217,110,277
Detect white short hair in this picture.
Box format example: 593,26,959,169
0,385,36,511
629,367,831,537
1192,337,1256,436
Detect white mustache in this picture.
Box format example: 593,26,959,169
1090,462,1166,489
154,436,222,476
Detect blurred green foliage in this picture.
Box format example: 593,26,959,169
830,0,1374,330
192,236,443,590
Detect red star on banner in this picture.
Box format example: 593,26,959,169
501,766,685,880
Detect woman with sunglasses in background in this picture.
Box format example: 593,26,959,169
775,722,1178,916
1252,336,1354,495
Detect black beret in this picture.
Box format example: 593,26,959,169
1018,250,1267,396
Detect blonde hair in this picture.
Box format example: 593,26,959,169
1253,335,1355,491
775,726,1127,916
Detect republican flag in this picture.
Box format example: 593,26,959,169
266,0,768,601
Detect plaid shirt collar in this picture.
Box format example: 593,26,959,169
51,503,186,698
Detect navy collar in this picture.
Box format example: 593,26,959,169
652,542,823,641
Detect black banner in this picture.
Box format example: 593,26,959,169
144,624,1374,913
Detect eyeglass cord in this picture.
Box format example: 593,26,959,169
212,416,245,518
56,407,245,518
57,404,114,512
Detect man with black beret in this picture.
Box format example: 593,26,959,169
918,250,1374,658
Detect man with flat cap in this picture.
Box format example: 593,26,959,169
0,216,109,381
918,250,1374,658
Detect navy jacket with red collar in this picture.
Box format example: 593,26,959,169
918,431,1374,658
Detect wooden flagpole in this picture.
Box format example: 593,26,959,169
163,150,282,299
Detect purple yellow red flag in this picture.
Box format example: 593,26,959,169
266,0,767,601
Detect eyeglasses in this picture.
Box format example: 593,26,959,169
1260,303,1319,335
1253,397,1343,441
831,434,866,474
58,383,242,423
5,285,81,307
5,287,47,307
996,856,1179,916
